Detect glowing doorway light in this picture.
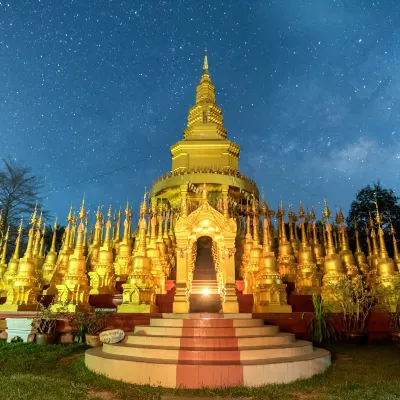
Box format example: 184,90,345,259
202,288,210,296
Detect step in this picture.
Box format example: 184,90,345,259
191,288,220,295
161,313,253,319
124,332,296,348
102,340,313,361
150,318,264,328
85,347,331,388
133,325,280,337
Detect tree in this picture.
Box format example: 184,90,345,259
0,158,45,229
346,182,400,256
0,158,47,258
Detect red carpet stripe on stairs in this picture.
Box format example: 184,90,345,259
175,319,244,388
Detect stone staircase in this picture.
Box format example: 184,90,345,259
85,313,331,388
190,279,219,295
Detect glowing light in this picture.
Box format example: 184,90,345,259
202,288,210,295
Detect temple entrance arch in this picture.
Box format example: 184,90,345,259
172,196,239,313
193,236,215,281
190,236,220,312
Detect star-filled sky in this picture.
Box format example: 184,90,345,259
1,0,399,223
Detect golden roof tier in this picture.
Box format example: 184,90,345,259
151,51,259,210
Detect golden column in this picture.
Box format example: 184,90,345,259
0,208,40,311
51,200,93,312
118,195,158,313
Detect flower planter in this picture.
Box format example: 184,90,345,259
86,334,102,347
36,333,58,345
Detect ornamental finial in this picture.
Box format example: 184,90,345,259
203,48,209,74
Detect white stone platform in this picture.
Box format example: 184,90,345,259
85,313,331,388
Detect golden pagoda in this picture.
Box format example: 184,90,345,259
113,203,133,282
294,202,321,295
321,199,347,303
89,205,117,295
118,194,157,313
51,199,93,312
41,217,59,285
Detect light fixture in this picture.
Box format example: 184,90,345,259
202,288,210,296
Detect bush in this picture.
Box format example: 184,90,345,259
68,310,113,343
302,294,337,344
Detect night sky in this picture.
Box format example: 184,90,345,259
1,0,399,223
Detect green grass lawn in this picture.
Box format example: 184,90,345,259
0,340,399,400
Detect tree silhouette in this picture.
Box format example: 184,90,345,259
346,181,400,256
0,158,47,258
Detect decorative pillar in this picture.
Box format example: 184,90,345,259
221,184,229,219
221,238,239,313
172,238,190,313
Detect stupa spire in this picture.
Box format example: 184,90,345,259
375,202,388,258
0,226,9,265
203,48,209,75
390,221,400,266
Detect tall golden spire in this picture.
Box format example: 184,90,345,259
41,216,59,285
279,201,288,243
390,221,400,267
369,210,379,256
299,202,308,248
323,198,336,256
73,198,86,256
365,226,372,257
0,226,9,266
375,202,388,258
354,219,362,253
252,198,260,245
103,205,112,247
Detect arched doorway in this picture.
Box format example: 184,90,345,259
190,236,221,312
172,198,239,314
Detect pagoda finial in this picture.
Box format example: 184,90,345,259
203,48,209,75
323,197,330,220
